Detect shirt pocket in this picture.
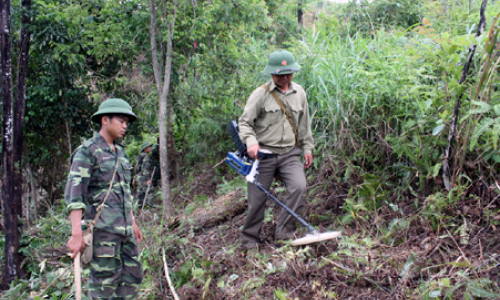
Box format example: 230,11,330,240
290,103,303,127
259,102,282,128
96,157,117,187
120,158,133,184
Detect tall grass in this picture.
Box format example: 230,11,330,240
292,0,500,203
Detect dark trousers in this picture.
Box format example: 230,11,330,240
89,229,143,299
242,147,307,245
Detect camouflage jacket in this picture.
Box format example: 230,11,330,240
65,132,134,236
134,152,149,175
140,146,160,185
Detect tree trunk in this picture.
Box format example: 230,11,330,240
27,163,37,225
23,142,37,225
13,0,31,215
63,99,72,157
167,102,180,185
1,0,31,287
1,0,19,289
149,0,176,218
297,1,304,34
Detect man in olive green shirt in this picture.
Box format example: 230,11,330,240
238,50,314,248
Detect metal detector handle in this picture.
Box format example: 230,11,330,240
245,149,273,183
245,160,259,183
254,181,319,235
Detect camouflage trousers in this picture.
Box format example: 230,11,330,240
136,184,156,207
90,229,143,299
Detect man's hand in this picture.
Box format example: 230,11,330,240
247,144,261,159
304,153,313,169
131,212,143,244
68,232,85,259
147,180,151,186
133,222,143,244
68,209,85,258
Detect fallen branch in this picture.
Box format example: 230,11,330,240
162,249,180,300
168,190,245,230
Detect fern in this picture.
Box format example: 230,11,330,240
470,117,500,150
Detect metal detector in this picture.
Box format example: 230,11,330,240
226,121,341,246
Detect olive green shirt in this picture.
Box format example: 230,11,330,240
239,79,314,155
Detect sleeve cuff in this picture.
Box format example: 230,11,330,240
302,147,314,155
245,137,259,149
66,203,86,215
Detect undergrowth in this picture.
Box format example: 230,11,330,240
1,164,499,299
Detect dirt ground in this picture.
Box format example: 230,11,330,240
148,167,500,299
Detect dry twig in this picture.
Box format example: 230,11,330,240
162,248,180,300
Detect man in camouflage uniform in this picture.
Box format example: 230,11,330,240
137,144,161,206
134,142,153,175
133,141,152,205
66,98,144,299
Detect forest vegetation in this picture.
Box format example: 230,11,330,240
1,0,500,299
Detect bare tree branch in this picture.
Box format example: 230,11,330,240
442,0,488,190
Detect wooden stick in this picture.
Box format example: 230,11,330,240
75,252,82,300
442,0,488,190
162,249,180,300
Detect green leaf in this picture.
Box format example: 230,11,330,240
439,277,451,288
493,104,500,117
400,254,416,282
275,288,289,300
469,285,500,298
472,100,492,111
429,289,442,297
448,44,458,54
432,162,443,178
432,124,445,136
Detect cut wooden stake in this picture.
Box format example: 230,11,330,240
162,249,180,300
75,252,82,300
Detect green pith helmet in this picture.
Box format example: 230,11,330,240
141,141,153,152
263,50,301,75
91,98,137,123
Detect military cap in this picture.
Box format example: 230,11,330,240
264,50,301,75
91,98,137,123
141,141,153,152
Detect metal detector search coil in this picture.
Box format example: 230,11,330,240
226,152,253,176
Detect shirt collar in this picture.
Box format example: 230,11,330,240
93,132,117,154
268,79,297,95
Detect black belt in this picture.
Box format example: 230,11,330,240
258,152,277,159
